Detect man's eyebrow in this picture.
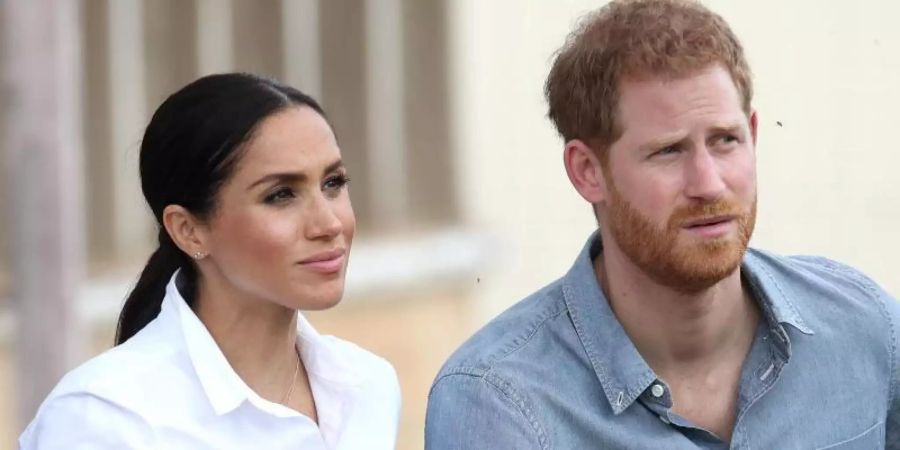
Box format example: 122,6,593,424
636,123,746,153
246,159,344,191
637,133,687,154
708,123,744,135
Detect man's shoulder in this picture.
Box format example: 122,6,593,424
746,248,899,327
436,278,570,380
748,248,888,298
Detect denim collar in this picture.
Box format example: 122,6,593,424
561,231,814,415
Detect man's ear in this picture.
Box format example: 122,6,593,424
749,110,759,146
563,139,609,204
162,204,210,259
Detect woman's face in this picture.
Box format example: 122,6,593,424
200,106,355,310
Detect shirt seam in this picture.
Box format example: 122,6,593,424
33,391,159,445
811,257,880,296
431,369,549,449
890,295,898,422
815,420,884,449
812,257,896,412
483,299,569,368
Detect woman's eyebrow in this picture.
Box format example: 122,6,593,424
247,172,306,191
246,159,344,191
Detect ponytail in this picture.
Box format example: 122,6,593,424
114,229,195,345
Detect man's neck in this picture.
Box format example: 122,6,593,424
595,244,758,373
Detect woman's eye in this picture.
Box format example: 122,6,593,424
323,174,350,193
264,187,295,204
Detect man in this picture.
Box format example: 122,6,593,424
425,0,900,448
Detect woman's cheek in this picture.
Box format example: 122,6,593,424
229,211,298,262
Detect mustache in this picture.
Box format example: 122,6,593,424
667,199,746,229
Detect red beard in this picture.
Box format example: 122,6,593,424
604,183,756,294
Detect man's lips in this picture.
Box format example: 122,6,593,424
683,215,737,228
298,249,346,273
679,214,739,239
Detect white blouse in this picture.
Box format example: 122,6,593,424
19,273,401,449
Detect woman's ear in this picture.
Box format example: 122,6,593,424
162,205,209,260
563,139,609,204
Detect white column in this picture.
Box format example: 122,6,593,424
281,0,321,98
196,0,235,75
365,0,409,229
2,0,86,427
107,0,153,257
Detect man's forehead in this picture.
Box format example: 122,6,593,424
616,67,746,134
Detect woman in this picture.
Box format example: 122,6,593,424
19,73,401,449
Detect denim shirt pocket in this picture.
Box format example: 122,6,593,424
815,421,884,450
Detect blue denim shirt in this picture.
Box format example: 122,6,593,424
426,233,900,449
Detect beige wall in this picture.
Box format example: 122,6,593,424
448,0,900,322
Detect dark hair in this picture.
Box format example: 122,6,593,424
115,73,328,345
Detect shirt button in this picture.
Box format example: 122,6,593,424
651,384,665,398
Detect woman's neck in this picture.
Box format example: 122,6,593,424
193,271,303,407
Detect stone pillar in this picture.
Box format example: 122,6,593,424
1,0,86,427
365,0,409,229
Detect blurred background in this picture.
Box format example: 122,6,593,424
2,0,899,448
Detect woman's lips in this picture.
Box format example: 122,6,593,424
298,249,346,274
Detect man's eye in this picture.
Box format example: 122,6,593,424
654,146,680,157
713,135,741,150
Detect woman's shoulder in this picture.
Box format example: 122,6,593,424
27,318,194,441
312,334,402,432
19,324,187,448
315,333,399,385
50,322,187,401
18,390,157,449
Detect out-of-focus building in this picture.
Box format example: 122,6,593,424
2,1,900,448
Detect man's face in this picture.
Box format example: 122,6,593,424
598,64,758,293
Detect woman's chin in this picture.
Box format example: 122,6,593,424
288,284,345,311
